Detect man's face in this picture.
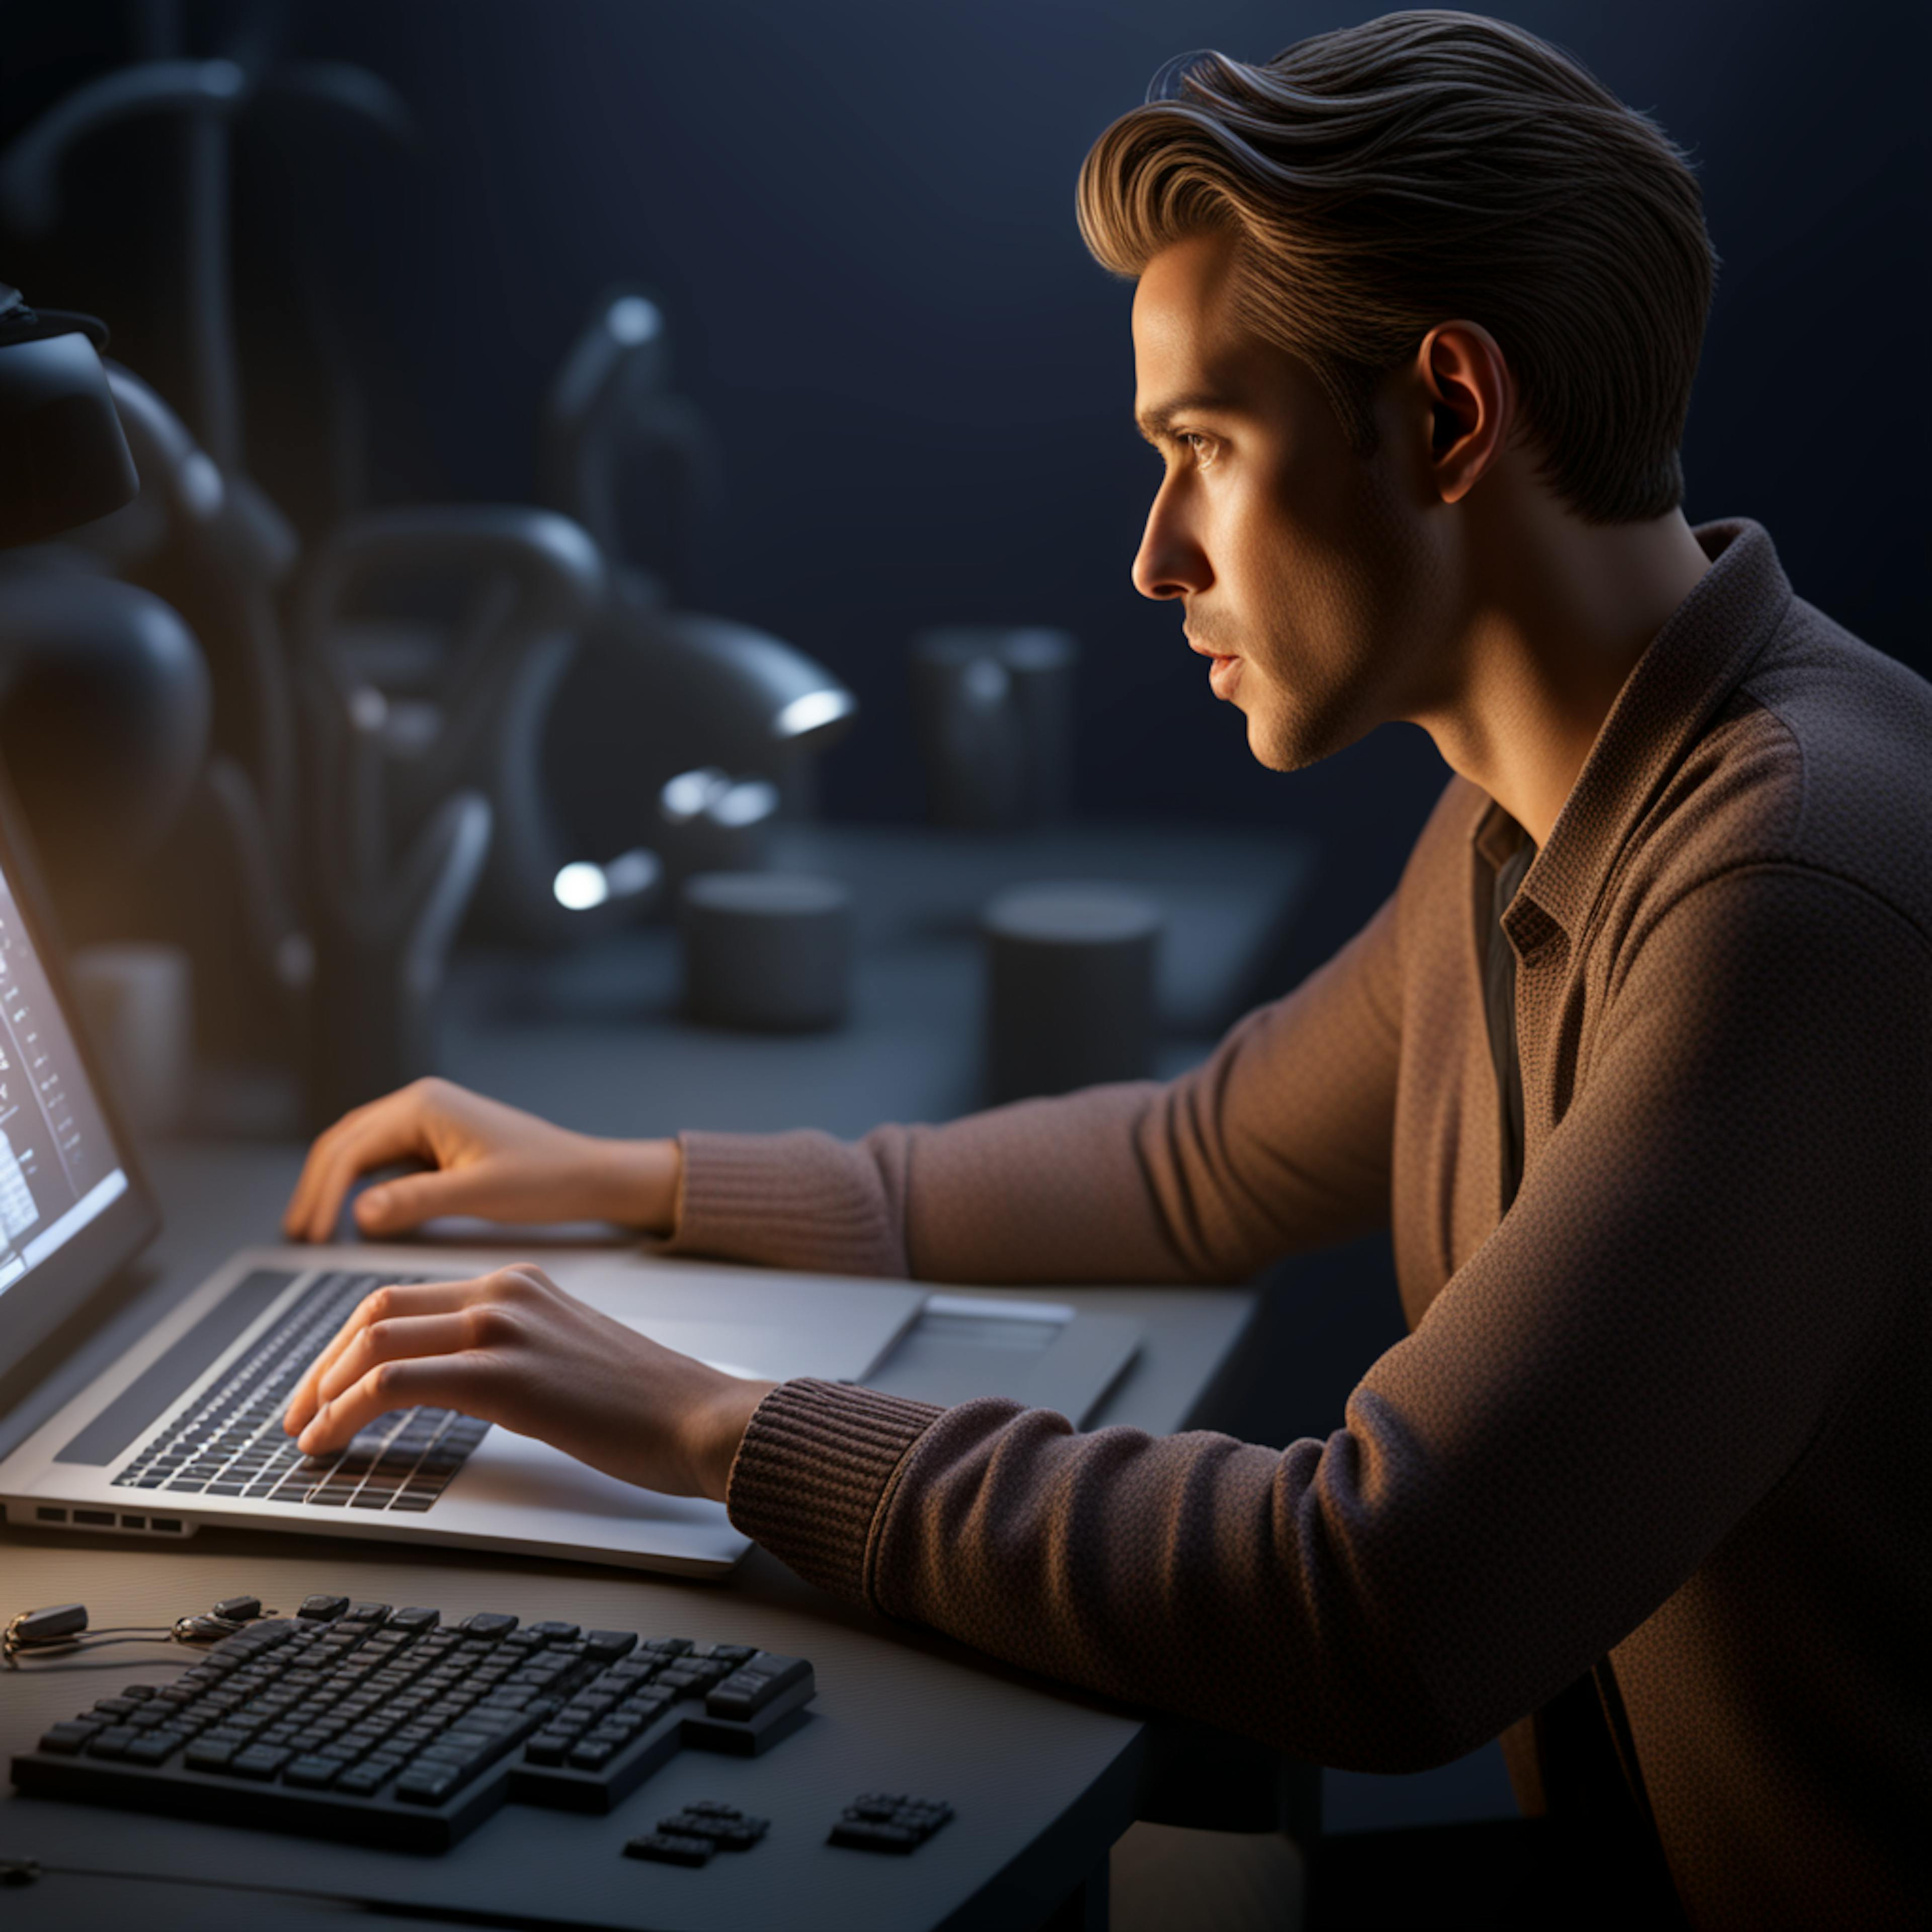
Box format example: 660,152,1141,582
1131,232,1442,770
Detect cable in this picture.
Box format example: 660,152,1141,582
3,1600,276,1667
2,1646,202,1674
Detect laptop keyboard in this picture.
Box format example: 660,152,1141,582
111,1270,488,1513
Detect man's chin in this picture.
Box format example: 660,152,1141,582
1243,696,1374,774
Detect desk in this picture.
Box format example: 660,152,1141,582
0,1141,1266,1931
2,817,1315,1926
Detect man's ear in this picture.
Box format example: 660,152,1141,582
1416,321,1514,505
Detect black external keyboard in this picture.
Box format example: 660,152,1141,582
110,1271,488,1513
11,1594,816,1851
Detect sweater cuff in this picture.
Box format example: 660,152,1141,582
667,1129,905,1277
725,1378,943,1604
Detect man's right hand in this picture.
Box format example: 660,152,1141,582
282,1078,680,1243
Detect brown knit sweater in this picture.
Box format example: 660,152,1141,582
669,523,1930,1929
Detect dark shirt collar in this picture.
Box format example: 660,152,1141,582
1473,519,1795,949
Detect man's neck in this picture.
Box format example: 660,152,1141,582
1411,500,1713,849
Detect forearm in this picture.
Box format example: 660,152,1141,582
725,1377,1459,1766
668,896,1404,1284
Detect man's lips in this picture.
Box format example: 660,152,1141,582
1186,632,1242,697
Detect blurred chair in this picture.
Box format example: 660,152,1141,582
537,291,859,852
292,503,658,951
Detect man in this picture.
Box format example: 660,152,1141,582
281,15,1927,1926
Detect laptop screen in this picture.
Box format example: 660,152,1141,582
0,853,130,1301
0,799,154,1384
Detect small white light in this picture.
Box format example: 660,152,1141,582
709,779,779,829
608,296,662,346
552,861,610,911
602,848,660,898
772,687,856,740
962,658,1010,707
660,767,729,823
179,452,225,517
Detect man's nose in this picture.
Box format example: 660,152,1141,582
1131,485,1211,601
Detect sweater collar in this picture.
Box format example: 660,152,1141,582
1478,519,1794,952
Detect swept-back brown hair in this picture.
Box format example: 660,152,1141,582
1078,11,1717,523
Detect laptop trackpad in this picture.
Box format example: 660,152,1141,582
446,1426,725,1529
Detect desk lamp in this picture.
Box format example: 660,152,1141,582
0,284,138,547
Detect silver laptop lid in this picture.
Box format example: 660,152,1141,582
0,786,159,1383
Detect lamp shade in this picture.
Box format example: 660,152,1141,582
0,284,139,548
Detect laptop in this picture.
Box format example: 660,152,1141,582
0,794,1141,1576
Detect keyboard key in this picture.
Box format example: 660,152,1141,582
566,1739,616,1770
37,1721,102,1755
282,1756,341,1788
299,1596,349,1621
229,1745,293,1780
395,1763,465,1805
705,1653,812,1721
183,1739,235,1772
522,1732,573,1765
829,1793,954,1852
582,1630,637,1662
123,1733,184,1765
624,1831,712,1867
660,1806,769,1851
830,1818,921,1852
85,1727,137,1758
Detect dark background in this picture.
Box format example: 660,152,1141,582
1,5,1918,1824
4,0,1925,909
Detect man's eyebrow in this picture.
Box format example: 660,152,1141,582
1135,393,1240,442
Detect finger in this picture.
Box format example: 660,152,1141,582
282,1094,393,1240
353,1163,511,1237
285,1279,477,1431
286,1095,434,1243
312,1310,478,1409
297,1118,427,1245
297,1356,491,1457
283,1278,480,1432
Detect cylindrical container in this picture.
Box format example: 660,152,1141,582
908,633,1023,830
68,942,193,1136
680,872,852,1031
909,627,1080,831
982,883,1162,1102
995,627,1079,823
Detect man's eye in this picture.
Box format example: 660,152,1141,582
1178,432,1218,465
